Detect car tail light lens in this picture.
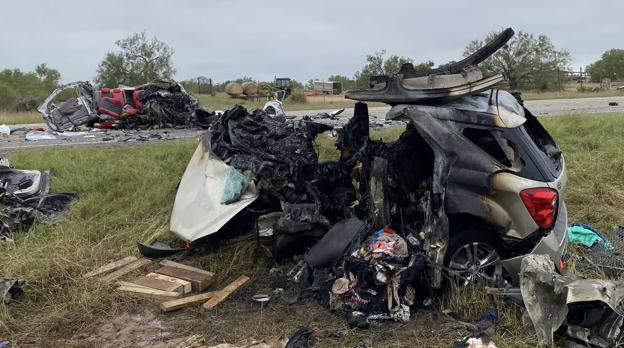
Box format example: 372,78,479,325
520,188,558,230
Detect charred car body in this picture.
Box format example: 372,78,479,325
38,80,214,131
168,28,567,325
345,27,567,286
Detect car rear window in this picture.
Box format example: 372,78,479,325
462,128,515,167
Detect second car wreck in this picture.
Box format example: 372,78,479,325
38,80,215,131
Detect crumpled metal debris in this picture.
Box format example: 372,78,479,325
0,277,25,304
39,80,213,131
136,240,185,259
134,80,201,128
520,254,624,347
346,28,514,103
0,159,76,241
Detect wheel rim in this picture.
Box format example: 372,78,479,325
448,242,502,286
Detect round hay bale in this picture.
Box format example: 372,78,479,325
241,81,258,96
225,82,243,97
257,82,271,97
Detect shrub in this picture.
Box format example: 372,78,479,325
288,92,306,103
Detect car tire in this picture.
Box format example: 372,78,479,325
444,226,504,286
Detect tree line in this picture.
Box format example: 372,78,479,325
1,30,623,111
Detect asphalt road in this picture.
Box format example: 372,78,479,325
287,95,624,118
1,95,622,150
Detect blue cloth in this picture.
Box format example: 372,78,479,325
566,223,613,250
220,167,250,204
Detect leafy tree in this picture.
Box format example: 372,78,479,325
586,49,624,83
412,60,435,71
96,32,176,86
328,75,356,91
291,80,304,90
463,29,571,90
180,76,214,95
35,63,61,87
212,76,253,93
0,64,62,110
353,50,434,89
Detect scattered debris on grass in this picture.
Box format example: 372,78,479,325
84,257,248,315
0,277,24,304
0,158,76,241
520,254,624,347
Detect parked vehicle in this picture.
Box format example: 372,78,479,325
312,80,342,95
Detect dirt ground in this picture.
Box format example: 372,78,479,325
51,280,477,348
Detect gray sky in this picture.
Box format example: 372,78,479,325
1,0,622,84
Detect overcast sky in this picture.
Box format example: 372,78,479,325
1,0,622,84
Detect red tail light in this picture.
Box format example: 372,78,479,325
520,188,558,230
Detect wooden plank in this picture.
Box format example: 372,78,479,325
117,285,182,301
146,273,192,294
117,280,156,290
100,258,152,282
159,260,214,277
133,275,183,293
160,292,216,312
85,256,138,278
202,275,250,311
155,266,213,291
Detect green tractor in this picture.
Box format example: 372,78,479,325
273,77,293,98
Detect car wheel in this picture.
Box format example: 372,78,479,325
444,227,503,286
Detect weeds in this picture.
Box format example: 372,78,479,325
0,111,41,125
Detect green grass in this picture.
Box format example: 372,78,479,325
1,113,623,346
0,111,42,125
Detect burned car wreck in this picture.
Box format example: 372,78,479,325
38,80,215,131
165,28,622,344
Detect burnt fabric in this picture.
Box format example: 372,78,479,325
138,80,199,127
207,106,342,205
305,217,367,269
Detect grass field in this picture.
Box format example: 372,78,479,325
0,111,42,125
523,89,622,100
0,113,623,346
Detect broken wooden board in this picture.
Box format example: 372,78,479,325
117,285,181,301
160,292,216,313
155,266,213,292
145,273,192,294
202,275,250,311
100,258,152,282
133,275,184,293
85,256,138,278
159,260,214,277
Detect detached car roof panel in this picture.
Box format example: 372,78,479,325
387,89,527,128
